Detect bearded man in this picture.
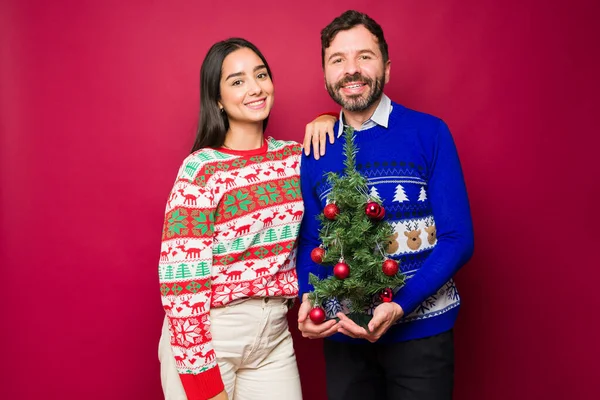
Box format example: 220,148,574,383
296,10,475,400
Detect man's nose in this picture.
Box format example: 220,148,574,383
343,58,360,76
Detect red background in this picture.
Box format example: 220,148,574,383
1,0,598,399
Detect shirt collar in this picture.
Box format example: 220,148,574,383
337,93,392,138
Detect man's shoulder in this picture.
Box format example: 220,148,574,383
390,101,443,127
387,102,448,145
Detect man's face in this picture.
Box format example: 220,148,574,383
323,25,390,112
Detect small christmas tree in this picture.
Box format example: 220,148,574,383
308,127,406,328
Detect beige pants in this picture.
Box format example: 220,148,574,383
158,297,302,400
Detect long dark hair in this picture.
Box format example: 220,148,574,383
190,38,273,153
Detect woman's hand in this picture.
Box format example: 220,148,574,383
209,390,229,400
303,114,337,160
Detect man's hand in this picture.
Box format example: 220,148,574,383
298,294,339,339
336,313,368,339
208,390,228,400
337,302,404,343
303,114,337,160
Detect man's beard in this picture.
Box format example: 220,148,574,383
326,72,385,112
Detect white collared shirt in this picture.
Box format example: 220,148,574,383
336,93,393,138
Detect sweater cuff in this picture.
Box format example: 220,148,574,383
179,365,225,400
394,274,427,316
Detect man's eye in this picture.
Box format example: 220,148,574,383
359,55,371,60
332,58,342,64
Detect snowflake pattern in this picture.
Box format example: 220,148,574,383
364,294,382,315
213,282,250,304
414,302,430,315
279,271,297,294
323,298,344,318
173,318,201,346
160,141,305,379
425,295,437,309
445,281,459,301
253,277,280,296
415,294,438,315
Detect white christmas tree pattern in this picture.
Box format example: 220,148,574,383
418,187,427,202
393,184,408,202
369,186,381,200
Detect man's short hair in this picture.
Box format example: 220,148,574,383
321,10,389,68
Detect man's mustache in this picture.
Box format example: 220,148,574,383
335,73,373,90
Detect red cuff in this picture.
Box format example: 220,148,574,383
179,365,225,400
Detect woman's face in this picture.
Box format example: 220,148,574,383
218,47,274,127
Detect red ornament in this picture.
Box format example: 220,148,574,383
324,203,340,220
310,247,326,264
333,261,350,279
380,288,394,303
382,259,399,276
309,306,326,324
365,201,385,220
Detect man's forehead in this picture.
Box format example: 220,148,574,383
325,26,379,54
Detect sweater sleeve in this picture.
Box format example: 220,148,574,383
159,160,224,400
296,154,328,299
393,120,475,315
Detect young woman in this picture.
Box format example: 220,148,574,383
157,38,334,400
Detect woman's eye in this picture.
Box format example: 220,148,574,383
232,80,242,86
257,72,268,79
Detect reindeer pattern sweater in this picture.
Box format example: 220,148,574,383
159,138,303,399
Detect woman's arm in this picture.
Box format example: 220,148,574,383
159,157,224,400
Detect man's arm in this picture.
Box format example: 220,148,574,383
296,154,339,338
393,120,475,315
296,154,324,299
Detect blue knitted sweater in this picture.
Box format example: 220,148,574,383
297,102,474,343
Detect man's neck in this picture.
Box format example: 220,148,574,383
342,97,383,130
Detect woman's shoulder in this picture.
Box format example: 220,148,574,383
266,136,302,155
181,148,217,168
174,148,225,185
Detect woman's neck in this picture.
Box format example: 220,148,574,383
223,122,264,150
